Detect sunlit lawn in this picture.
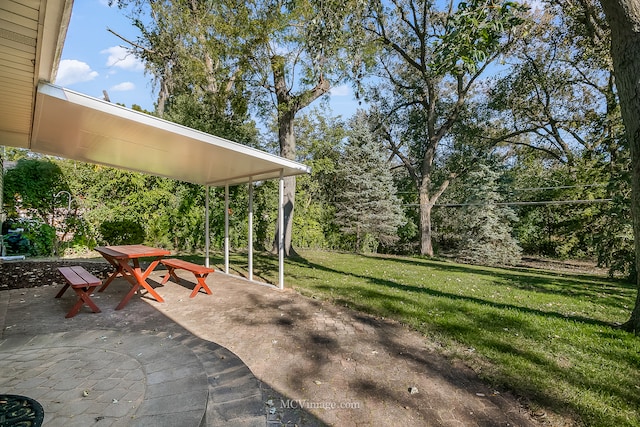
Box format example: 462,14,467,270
189,250,639,427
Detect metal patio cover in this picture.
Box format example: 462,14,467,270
31,83,310,186
0,0,310,186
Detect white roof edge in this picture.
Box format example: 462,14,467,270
38,82,310,171
34,82,311,186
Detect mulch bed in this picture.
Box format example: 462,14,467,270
0,260,115,291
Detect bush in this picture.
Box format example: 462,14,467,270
99,220,145,245
3,219,55,256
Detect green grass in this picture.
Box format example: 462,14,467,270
191,250,639,426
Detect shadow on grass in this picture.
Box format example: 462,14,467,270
359,254,636,307
285,255,617,329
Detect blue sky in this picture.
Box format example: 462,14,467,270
56,0,360,117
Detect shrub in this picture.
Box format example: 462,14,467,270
3,219,55,256
99,220,145,245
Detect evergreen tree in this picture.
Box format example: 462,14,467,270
334,112,405,252
457,164,522,266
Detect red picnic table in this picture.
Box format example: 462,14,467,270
94,245,171,310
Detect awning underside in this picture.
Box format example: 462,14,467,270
30,83,310,187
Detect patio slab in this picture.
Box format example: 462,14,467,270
0,273,268,427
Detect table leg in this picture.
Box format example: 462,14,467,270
115,258,165,310
98,255,125,292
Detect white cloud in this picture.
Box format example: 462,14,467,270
101,46,145,71
55,59,99,86
330,84,351,97
110,82,135,92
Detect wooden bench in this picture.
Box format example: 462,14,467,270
160,259,214,298
55,266,102,318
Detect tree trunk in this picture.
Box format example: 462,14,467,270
271,108,298,257
599,0,640,333
269,55,329,257
418,164,453,257
419,188,435,257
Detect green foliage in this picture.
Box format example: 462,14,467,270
362,0,527,255
3,158,67,225
432,0,526,75
163,93,258,146
251,181,278,250
292,202,327,248
592,150,634,280
114,0,367,255
506,146,632,280
22,221,56,256
4,219,56,256
488,1,614,166
456,164,521,265
290,109,347,250
99,219,145,245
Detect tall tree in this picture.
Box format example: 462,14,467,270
235,0,363,256
333,112,405,252
113,0,361,256
598,0,640,333
110,0,259,156
363,0,526,256
293,109,347,249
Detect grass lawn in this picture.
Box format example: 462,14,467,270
197,250,639,426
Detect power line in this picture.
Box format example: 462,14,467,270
403,198,613,208
510,183,608,192
396,183,609,195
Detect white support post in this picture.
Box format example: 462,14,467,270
248,178,254,281
205,185,210,268
224,183,229,274
278,170,284,289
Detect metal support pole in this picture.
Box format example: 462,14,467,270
224,183,229,274
278,170,284,289
54,191,72,211
248,178,254,281
205,185,210,268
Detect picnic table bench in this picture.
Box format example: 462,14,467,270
160,259,214,298
55,266,102,318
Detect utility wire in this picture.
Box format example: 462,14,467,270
403,198,613,208
510,183,608,191
396,183,609,195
